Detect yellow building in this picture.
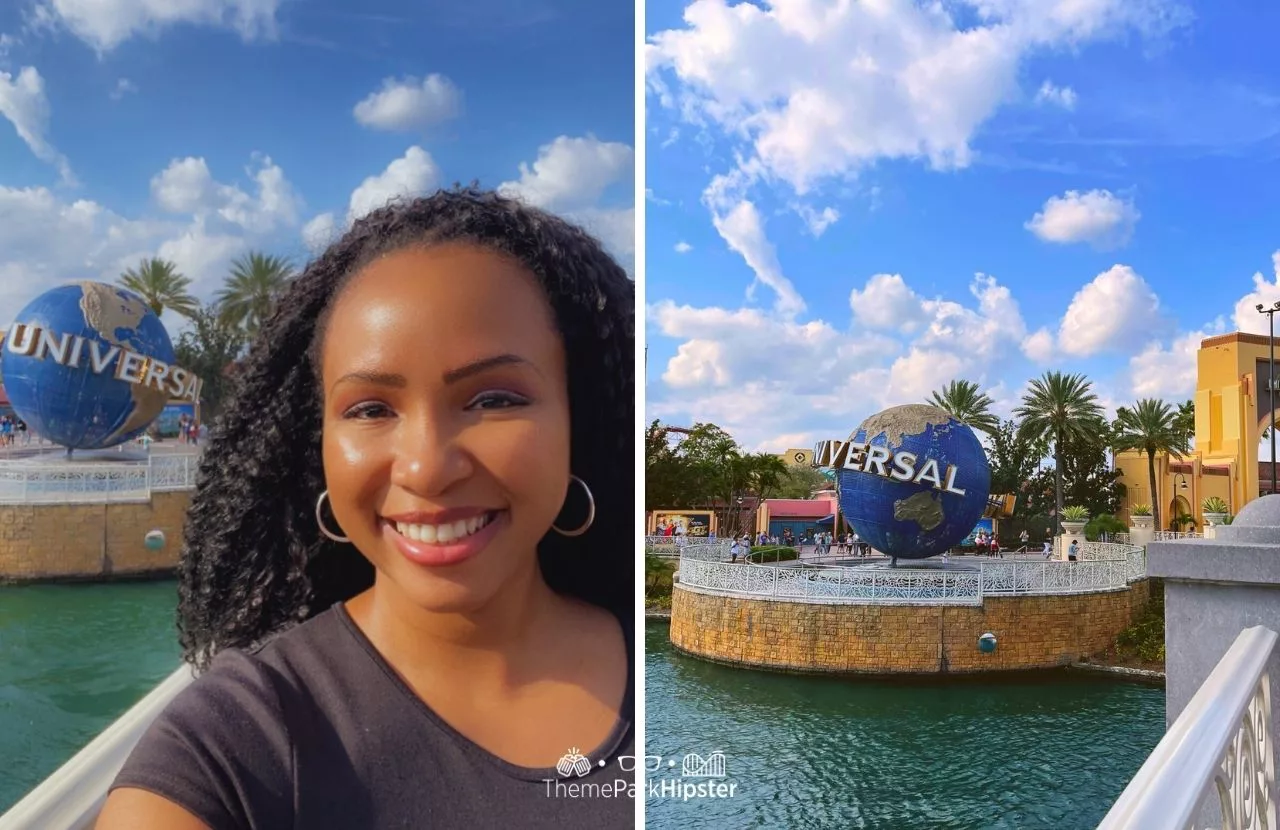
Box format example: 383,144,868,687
1115,332,1279,529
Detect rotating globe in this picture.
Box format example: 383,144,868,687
835,404,990,560
2,282,177,450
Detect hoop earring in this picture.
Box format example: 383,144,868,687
315,490,350,543
552,475,595,537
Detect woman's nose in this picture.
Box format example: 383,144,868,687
388,417,474,497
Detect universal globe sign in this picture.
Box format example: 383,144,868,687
1,282,203,450
813,404,990,560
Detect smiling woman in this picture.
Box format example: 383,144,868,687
93,188,635,829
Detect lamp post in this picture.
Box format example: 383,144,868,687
1257,301,1280,498
1174,472,1189,531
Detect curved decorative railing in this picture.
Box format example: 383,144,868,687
678,557,984,604
1154,530,1203,541
1099,625,1277,830
0,455,199,504
676,541,1146,604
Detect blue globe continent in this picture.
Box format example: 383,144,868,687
837,404,990,560
2,282,175,450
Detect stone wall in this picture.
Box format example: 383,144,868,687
669,579,1150,674
0,491,193,582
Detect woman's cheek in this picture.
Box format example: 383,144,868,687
324,427,387,524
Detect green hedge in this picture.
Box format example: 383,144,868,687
746,545,799,563
645,554,677,607
1085,513,1128,541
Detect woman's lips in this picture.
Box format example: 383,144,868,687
381,509,506,567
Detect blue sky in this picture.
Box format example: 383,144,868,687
0,0,634,335
645,0,1280,453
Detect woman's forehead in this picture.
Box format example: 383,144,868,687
320,246,563,372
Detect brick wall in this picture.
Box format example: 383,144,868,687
670,579,1151,674
0,491,193,582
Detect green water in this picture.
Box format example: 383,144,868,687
0,580,180,813
645,623,1165,830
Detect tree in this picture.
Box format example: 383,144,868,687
1113,398,1188,532
1014,371,1105,533
1174,400,1195,445
118,258,199,320
775,465,830,499
986,419,1050,497
215,252,295,338
927,379,1000,436
173,306,247,420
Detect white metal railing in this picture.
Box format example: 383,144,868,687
0,664,195,830
1154,531,1203,541
677,557,984,604
1099,625,1277,830
0,455,199,504
677,541,1146,603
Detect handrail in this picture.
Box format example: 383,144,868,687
678,542,1145,601
1098,625,1277,830
0,664,195,830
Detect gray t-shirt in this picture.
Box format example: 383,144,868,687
111,602,635,828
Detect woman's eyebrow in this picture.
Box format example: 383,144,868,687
330,354,535,393
442,353,532,383
332,370,407,391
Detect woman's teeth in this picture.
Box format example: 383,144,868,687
393,513,493,544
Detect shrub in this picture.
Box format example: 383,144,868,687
645,554,677,606
1201,496,1229,514
1084,513,1128,541
1114,583,1166,664
1130,503,1152,516
746,545,799,563
1062,505,1090,522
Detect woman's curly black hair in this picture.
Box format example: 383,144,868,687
176,187,634,670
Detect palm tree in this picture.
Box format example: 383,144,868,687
927,379,1000,436
1113,398,1189,532
1014,372,1105,534
118,258,199,320
1174,400,1195,445
215,252,295,338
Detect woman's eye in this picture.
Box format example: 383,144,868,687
342,402,393,420
467,391,530,410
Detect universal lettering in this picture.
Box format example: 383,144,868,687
5,323,202,403
812,438,967,496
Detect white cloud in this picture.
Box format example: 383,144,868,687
1021,327,1056,363
301,212,337,253
1233,251,1280,335
1025,189,1140,249
498,135,635,268
1058,264,1167,356
572,206,636,261
849,273,926,334
0,66,74,184
109,77,136,100
0,150,313,329
674,241,692,253
150,153,302,233
1034,80,1077,109
794,204,839,237
1129,327,1217,400
650,271,1029,448
348,146,441,222
32,0,282,52
499,135,632,213
647,0,1185,327
702,166,804,316
647,0,1184,194
353,74,462,132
